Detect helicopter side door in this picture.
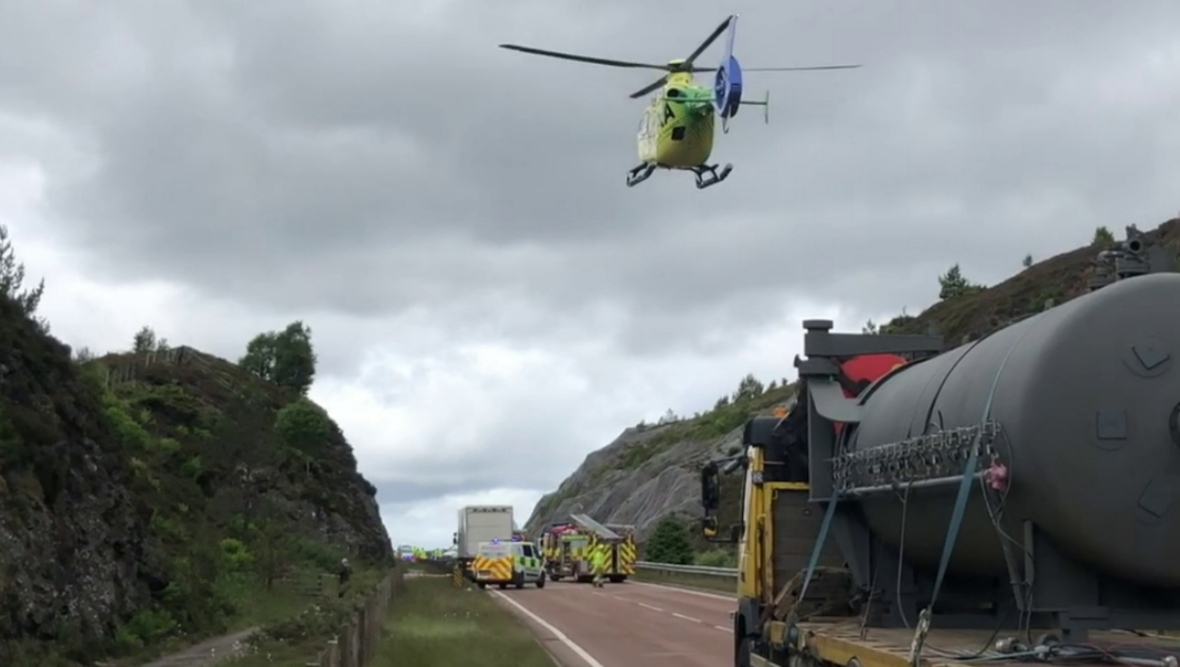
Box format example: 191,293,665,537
637,101,659,162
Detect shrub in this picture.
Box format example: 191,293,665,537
274,398,331,453
644,516,693,565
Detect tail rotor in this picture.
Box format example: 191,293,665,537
713,15,743,133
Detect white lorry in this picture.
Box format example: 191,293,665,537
454,505,515,575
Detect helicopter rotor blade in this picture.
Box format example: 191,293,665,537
499,44,671,71
682,15,734,67
628,76,668,99
743,65,862,71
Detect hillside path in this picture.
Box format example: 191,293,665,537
137,627,259,667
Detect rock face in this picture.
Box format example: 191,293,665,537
0,293,146,660
527,218,1180,550
525,386,793,542
0,295,391,665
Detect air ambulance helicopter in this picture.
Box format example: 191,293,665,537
500,14,859,189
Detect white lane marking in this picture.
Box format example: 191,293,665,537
672,612,702,623
628,580,736,602
638,602,664,612
714,625,730,632
492,591,606,667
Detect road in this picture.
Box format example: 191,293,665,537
493,580,735,667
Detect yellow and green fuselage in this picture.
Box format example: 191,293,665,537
637,72,716,168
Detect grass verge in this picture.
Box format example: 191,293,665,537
630,570,737,595
369,576,553,667
225,565,395,667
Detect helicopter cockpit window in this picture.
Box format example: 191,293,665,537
666,88,682,98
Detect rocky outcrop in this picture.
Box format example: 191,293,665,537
0,292,148,661
525,386,793,542
0,298,390,665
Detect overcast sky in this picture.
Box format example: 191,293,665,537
2,0,1179,548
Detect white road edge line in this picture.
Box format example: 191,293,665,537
714,625,730,632
672,613,702,623
628,580,736,602
638,602,664,612
491,591,606,667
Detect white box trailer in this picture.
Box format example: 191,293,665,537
455,505,514,562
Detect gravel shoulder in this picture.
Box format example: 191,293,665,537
135,627,259,667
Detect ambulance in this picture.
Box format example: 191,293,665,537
470,539,546,589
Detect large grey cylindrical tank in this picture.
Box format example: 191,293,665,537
849,272,1180,587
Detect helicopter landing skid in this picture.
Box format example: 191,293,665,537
626,163,656,187
691,163,733,189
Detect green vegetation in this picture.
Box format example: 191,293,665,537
621,374,795,470
0,223,46,331
643,516,694,565
876,220,1180,345
0,228,390,667
369,577,553,667
274,397,333,453
238,321,317,395
635,528,738,594
227,569,394,667
695,548,738,568
132,325,171,353
937,263,984,300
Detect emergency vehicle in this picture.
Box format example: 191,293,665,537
540,523,591,580
470,539,546,589
540,514,637,583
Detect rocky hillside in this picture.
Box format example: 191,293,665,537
524,382,793,543
525,216,1180,549
0,298,391,665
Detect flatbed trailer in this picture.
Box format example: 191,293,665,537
784,622,1180,667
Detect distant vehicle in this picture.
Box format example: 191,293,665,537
499,14,858,189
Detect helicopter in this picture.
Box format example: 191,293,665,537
500,14,860,189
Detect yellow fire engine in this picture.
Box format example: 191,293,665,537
540,514,637,583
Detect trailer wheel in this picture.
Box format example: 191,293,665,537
498,583,507,589
477,582,486,589
736,637,752,667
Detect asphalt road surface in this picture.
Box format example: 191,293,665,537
493,580,735,667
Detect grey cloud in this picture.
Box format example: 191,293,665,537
6,0,1180,357
362,422,608,507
